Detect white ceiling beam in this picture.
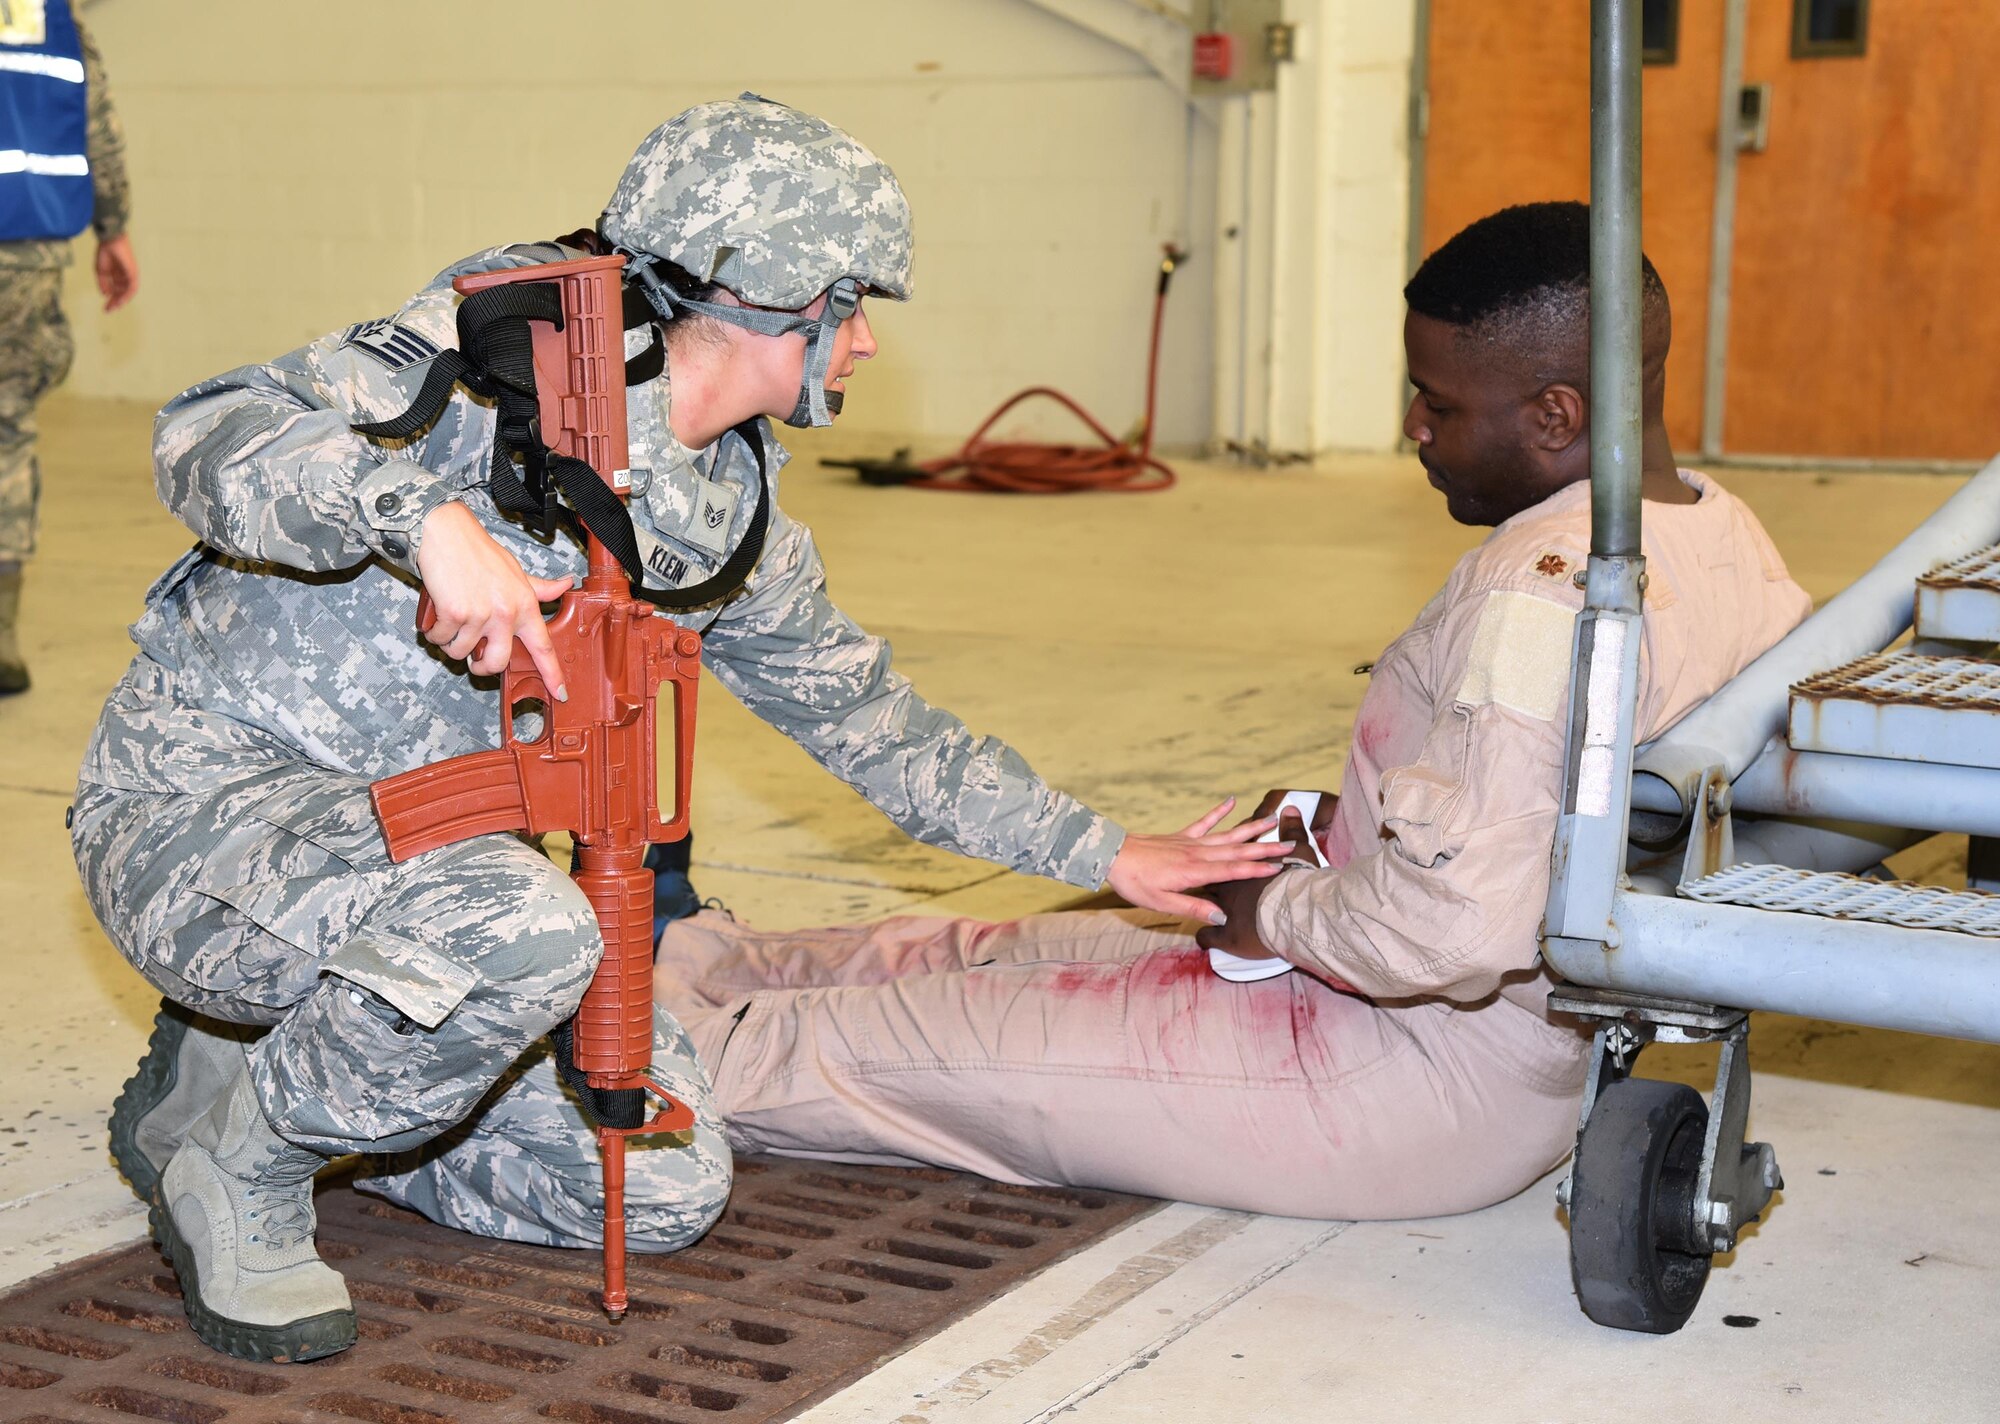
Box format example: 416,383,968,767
1020,0,1194,94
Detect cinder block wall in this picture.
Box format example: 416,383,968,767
61,0,1214,449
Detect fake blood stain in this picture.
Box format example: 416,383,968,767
1046,963,1120,998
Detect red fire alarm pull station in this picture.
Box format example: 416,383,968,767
1193,31,1235,81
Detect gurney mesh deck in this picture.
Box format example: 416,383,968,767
1680,862,2000,937
1792,650,2000,708
1916,546,2000,592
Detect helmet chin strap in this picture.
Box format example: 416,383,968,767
626,254,859,429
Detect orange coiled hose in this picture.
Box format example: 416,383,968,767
909,250,1182,494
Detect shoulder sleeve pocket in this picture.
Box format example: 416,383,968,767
1377,707,1473,869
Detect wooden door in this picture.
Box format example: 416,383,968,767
1422,1,2000,463
1720,3,2000,460
1420,0,1725,455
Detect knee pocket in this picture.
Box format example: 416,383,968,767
262,975,444,1145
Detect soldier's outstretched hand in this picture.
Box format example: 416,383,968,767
1105,797,1289,925
415,502,574,698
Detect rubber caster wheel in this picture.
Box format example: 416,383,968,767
1568,1077,1713,1334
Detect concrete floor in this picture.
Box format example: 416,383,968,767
4,396,1997,1420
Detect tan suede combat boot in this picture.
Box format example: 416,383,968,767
109,1000,252,1202
0,564,28,694
155,1065,357,1363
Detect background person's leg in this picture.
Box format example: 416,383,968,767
0,267,72,691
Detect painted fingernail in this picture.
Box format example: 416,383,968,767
1208,910,1228,927
555,685,570,702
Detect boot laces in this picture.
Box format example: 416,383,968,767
239,1144,317,1249
243,1192,315,1248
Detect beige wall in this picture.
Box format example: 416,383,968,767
1203,0,1416,459
60,0,1217,449
1302,0,1418,454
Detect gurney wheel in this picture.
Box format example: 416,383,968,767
1568,1077,1712,1334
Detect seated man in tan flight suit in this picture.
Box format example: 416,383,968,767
648,202,1815,1220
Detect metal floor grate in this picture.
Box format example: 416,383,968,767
1681,862,2000,936
0,1156,1158,1423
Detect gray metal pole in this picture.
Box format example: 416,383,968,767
1699,0,1749,460
1543,0,1650,950
1590,0,1644,560
1547,892,2000,1045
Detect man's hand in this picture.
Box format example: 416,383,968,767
1194,872,1278,955
1106,796,1290,924
1248,788,1339,855
1193,789,1338,957
95,233,138,312
415,502,574,697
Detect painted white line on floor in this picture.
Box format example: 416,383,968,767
0,1168,113,1212
795,1203,1346,1424
0,1179,150,1292
892,1208,1253,1418
1015,1217,1349,1423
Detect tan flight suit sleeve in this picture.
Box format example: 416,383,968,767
1256,575,1594,1002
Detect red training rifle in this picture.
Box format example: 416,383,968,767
365,254,699,1320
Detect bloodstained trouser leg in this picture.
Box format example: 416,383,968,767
655,909,1587,1221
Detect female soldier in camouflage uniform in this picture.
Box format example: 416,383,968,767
71,95,1282,1364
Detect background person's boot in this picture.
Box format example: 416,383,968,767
0,564,28,694
589,834,700,941
155,1065,356,1363
109,1000,252,1201
645,832,700,940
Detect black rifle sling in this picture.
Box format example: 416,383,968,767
548,1015,647,1131
623,283,666,386
350,274,769,611
645,421,772,611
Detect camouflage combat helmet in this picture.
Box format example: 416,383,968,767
601,93,913,428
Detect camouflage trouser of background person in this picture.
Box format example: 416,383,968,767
0,268,74,562
70,763,731,1251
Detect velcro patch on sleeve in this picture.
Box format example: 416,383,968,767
1454,589,1576,721
681,473,739,556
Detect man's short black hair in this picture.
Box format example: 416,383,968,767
1403,201,1668,385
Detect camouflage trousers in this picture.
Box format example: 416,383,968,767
0,268,74,562
70,765,731,1251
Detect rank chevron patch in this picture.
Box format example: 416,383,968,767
341,318,441,372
